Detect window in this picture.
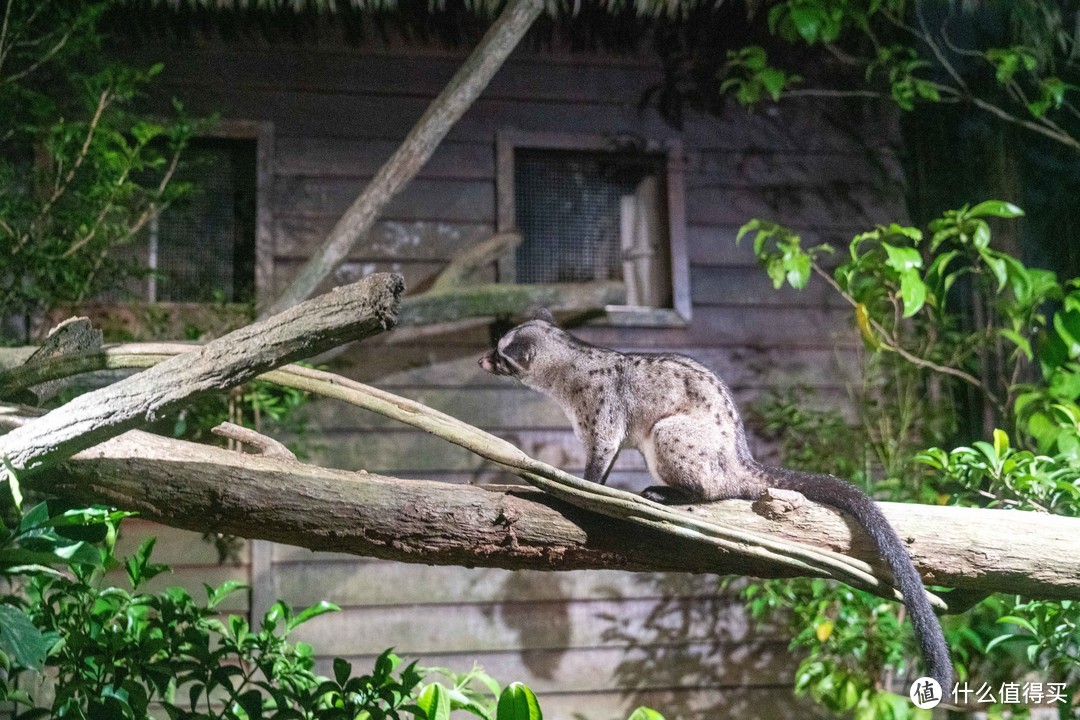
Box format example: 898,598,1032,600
497,132,690,323
143,137,257,303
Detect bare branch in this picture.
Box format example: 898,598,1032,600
0,273,403,480
265,0,544,316
0,341,940,607
210,421,297,462
0,411,1075,602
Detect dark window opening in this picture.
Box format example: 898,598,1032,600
143,137,257,303
513,148,672,308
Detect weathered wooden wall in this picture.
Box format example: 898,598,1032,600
113,28,906,720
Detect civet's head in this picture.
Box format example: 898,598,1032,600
477,308,557,379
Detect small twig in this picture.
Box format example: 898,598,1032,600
938,11,985,62
211,422,297,462
810,263,998,404
915,2,968,94
18,88,112,251
939,84,1080,153
0,0,14,80
782,88,886,100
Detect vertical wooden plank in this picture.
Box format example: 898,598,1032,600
665,139,692,322
250,539,275,627
255,122,276,313
495,130,517,282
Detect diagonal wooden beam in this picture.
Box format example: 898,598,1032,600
265,0,545,316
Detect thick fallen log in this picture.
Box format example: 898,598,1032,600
15,423,1078,603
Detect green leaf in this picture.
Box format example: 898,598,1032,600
1054,311,1080,358
881,243,922,273
979,249,1009,291
627,708,667,720
736,219,760,246
496,683,542,720
0,605,50,671
969,200,1024,219
971,219,991,250
417,683,452,720
898,272,927,317
788,5,822,43
288,600,340,630
333,657,352,686
3,458,22,509
124,537,169,589
999,329,1033,361
854,303,881,350
206,580,249,610
992,429,1010,456
765,258,787,289
785,251,811,290
758,67,788,101
996,615,1038,634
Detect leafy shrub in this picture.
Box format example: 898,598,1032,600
0,0,199,343
0,502,663,720
739,202,1080,717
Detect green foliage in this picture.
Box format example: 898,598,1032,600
739,201,1080,715
767,0,858,45
1,503,664,719
719,47,802,106
735,220,831,290
915,434,1080,701
0,0,200,343
709,2,1080,157
172,378,312,447
918,429,1080,513
0,503,131,679
738,201,1067,427
742,578,918,719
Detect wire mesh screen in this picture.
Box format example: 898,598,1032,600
152,138,256,302
514,148,664,284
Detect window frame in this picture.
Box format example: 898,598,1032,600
135,118,274,307
185,118,275,309
495,130,692,325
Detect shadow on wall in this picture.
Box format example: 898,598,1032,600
491,573,572,681
599,573,825,720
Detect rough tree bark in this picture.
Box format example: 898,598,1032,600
265,0,544,316
2,332,1078,605
6,422,1075,603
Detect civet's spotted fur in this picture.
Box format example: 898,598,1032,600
479,310,951,688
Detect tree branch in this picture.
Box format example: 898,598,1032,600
0,273,403,481
0,415,1073,602
0,342,940,607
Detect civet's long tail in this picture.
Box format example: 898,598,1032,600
761,465,952,689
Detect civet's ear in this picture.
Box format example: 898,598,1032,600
532,307,556,324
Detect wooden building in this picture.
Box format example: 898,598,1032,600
108,7,907,719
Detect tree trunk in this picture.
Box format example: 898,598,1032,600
25,424,1080,603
